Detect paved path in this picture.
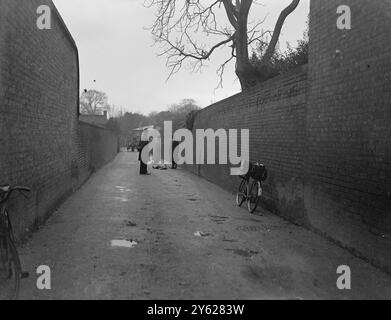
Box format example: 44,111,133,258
18,152,391,299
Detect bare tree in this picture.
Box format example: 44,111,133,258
147,0,300,90
80,90,110,115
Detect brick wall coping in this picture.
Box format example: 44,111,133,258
197,64,308,116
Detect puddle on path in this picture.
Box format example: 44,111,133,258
115,186,134,192
211,216,230,224
111,240,138,248
226,248,258,258
125,220,137,227
236,225,288,232
114,196,129,203
194,231,211,238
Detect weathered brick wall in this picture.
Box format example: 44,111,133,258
76,122,119,177
306,0,391,271
186,0,391,272
186,66,308,224
0,0,118,238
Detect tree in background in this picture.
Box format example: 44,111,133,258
113,112,152,147
109,99,201,147
185,109,200,131
118,112,151,133
150,99,201,131
80,90,111,115
106,117,121,135
147,0,301,90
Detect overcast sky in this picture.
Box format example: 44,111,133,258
53,0,310,115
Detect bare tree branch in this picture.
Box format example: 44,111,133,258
80,90,110,115
146,0,301,90
260,0,300,64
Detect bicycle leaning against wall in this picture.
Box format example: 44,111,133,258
0,185,30,300
236,161,268,214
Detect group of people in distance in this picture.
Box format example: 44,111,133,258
137,137,179,175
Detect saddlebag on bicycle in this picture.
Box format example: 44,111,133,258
250,164,268,181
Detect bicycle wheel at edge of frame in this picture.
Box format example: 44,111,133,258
0,217,22,300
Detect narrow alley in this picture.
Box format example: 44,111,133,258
18,152,391,300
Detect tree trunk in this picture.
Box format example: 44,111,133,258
234,1,260,90
234,0,301,91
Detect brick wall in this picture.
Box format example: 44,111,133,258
306,0,391,272
0,0,118,239
76,121,119,178
186,66,308,224
186,0,391,272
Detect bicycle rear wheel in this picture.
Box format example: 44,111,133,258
247,180,261,214
0,234,21,300
236,179,247,207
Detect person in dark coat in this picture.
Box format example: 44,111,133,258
138,140,149,175
171,140,180,169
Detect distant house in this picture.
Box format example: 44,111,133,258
79,111,109,128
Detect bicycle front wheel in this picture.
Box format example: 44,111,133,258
247,181,261,214
236,179,247,207
0,235,21,300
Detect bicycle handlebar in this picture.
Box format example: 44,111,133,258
15,186,31,192
0,185,31,204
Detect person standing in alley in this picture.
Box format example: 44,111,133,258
171,140,180,169
138,139,148,175
138,129,150,175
